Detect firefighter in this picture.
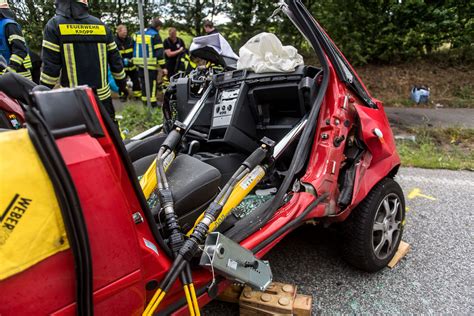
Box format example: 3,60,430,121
115,24,141,100
133,17,166,107
180,53,197,74
179,53,223,75
164,27,186,77
40,0,128,121
0,1,32,79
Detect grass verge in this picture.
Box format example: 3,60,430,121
396,127,474,170
117,102,163,138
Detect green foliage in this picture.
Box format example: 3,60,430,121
307,0,473,65
9,0,56,51
222,1,304,50
165,0,228,36
225,0,473,65
118,103,163,138
397,127,474,170
8,0,474,65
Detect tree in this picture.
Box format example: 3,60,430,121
166,0,228,36
10,0,56,51
8,0,473,64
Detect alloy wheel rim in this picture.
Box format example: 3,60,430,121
372,193,403,260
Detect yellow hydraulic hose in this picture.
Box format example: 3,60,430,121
187,165,266,236
139,152,175,199
143,289,166,316
189,283,201,316
183,285,195,316
143,165,268,314
143,284,197,316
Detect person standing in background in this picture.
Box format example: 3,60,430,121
133,18,166,107
163,27,186,78
0,0,32,79
40,0,128,121
203,20,218,35
115,24,141,100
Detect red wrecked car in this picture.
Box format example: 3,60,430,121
0,1,404,315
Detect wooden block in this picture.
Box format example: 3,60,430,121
265,282,297,299
293,294,312,316
240,304,291,316
217,283,244,304
239,284,295,315
388,241,410,268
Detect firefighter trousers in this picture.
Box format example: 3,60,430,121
101,97,116,122
126,68,142,98
138,68,158,107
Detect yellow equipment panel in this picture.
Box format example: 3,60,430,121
0,129,69,280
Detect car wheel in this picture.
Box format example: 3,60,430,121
342,177,405,272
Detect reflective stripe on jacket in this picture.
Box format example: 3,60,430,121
115,35,136,71
133,28,165,70
41,11,125,100
0,17,32,78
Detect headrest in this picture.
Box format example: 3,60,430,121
32,87,104,139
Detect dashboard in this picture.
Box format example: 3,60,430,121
172,65,321,153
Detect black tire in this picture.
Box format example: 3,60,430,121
342,177,405,272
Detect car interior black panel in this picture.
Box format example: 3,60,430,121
32,88,104,139
133,154,157,178
134,154,221,227
126,133,168,162
175,77,215,129
165,154,221,219
195,152,247,186
126,66,323,173
208,82,258,152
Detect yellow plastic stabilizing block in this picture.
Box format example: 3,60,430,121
0,129,69,280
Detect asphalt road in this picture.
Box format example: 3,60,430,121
385,107,474,129
204,167,474,314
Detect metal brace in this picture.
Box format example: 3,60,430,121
200,232,273,291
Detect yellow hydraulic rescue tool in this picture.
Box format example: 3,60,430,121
139,84,216,316
138,82,276,315
188,165,266,235
140,137,274,316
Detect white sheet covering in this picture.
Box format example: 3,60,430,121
189,33,239,60
237,32,304,73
